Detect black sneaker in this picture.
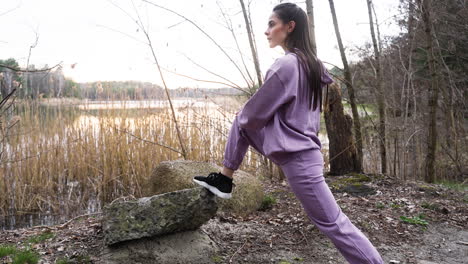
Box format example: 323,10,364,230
193,172,233,199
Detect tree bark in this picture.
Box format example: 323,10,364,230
419,0,438,183
305,0,317,55
327,0,363,172
366,0,387,174
324,83,360,175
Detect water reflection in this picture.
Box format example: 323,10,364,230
77,99,218,110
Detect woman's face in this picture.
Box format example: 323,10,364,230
264,13,294,49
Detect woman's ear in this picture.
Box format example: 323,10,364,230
287,21,296,33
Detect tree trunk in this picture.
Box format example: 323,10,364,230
324,83,360,175
305,0,317,55
327,0,363,172
239,0,262,87
419,0,438,183
366,0,387,174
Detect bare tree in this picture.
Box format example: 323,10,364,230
239,0,262,87
305,0,317,55
418,0,439,183
366,0,387,174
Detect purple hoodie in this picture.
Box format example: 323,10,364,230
237,50,334,165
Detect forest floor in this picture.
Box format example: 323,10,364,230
0,174,466,264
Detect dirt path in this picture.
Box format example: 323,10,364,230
1,176,466,263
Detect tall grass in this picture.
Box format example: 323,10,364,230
0,97,265,228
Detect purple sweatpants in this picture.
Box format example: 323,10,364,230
222,116,384,264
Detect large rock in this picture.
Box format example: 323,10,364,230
101,229,219,264
102,187,217,246
329,174,376,196
145,160,264,216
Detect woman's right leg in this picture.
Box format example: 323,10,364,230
222,115,266,173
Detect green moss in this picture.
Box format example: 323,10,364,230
400,215,428,227
211,255,223,263
330,174,372,190
12,249,39,264
259,194,277,211
26,230,55,244
436,180,468,191
0,244,40,264
0,244,17,258
344,173,371,182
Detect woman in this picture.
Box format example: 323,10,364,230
193,3,384,264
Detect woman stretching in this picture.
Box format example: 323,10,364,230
193,3,383,263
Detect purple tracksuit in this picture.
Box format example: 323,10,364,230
222,51,383,264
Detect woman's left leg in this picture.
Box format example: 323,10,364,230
280,149,383,264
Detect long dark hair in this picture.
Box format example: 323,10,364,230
273,3,324,111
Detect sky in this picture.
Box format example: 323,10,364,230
0,0,402,89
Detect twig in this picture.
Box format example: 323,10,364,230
229,238,248,263
29,212,103,230
57,212,103,229
298,229,309,246
113,127,183,155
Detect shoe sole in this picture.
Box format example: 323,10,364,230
193,179,232,199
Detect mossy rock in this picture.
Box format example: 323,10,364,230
329,173,372,190
417,184,440,196
145,160,264,216
328,173,376,196
339,183,376,196
345,173,372,182
418,184,436,192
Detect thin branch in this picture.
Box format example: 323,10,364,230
160,66,247,92
0,1,22,17
113,127,183,155
140,0,252,88
95,23,147,45
0,62,62,73
216,1,254,88
180,52,245,91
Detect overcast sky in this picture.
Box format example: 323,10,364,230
0,0,401,89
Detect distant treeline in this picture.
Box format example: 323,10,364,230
0,59,241,100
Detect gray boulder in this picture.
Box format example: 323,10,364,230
146,160,264,216
102,187,217,246
101,229,219,264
